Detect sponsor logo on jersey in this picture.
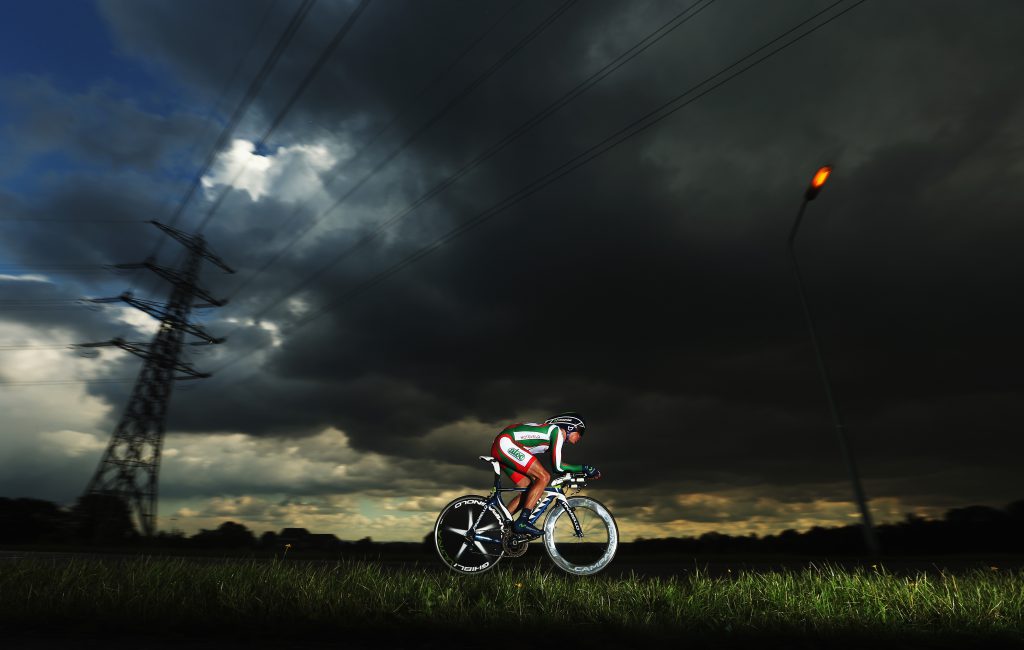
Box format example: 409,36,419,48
513,432,549,441
507,447,527,463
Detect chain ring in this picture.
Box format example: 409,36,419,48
501,528,530,557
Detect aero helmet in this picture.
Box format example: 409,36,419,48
545,411,586,436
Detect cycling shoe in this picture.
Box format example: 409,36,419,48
512,518,544,537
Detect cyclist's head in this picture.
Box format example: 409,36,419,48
545,411,586,437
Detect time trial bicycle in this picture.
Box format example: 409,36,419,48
433,455,618,575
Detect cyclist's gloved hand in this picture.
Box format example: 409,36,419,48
582,465,601,480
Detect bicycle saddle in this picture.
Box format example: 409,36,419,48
479,455,501,475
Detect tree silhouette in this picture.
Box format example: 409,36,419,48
192,521,256,548
0,497,69,543
71,494,137,544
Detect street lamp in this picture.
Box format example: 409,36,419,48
787,165,881,556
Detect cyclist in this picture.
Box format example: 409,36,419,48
490,411,601,537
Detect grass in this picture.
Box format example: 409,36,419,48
1,557,1022,646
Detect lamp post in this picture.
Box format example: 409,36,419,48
787,166,881,556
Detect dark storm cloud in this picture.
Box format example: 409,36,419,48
171,3,1024,489
7,0,1023,519
1,76,208,174
98,0,539,142
1,180,170,349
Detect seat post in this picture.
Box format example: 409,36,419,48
480,455,502,491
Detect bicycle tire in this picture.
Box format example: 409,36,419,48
433,495,505,574
543,496,618,575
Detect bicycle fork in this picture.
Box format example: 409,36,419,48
558,500,584,538
536,492,584,538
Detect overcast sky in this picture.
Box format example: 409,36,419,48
1,0,1021,543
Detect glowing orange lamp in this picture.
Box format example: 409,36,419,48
804,165,833,201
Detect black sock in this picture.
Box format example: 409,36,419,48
519,508,532,522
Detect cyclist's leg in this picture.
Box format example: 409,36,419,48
520,461,550,513
492,434,547,512
505,464,550,514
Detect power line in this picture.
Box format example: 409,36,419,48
221,0,578,302
254,0,373,145
132,0,370,314
207,0,868,385
0,343,149,351
159,0,317,236
128,0,317,298
175,0,283,183
302,0,578,218
0,290,140,313
0,265,110,272
0,4,283,231
225,0,527,303
0,300,83,305
0,378,137,387
154,1,372,313
129,0,281,305
194,0,374,234
0,305,90,312
2,2,287,314
0,2,328,387
227,0,718,332
325,0,527,184
0,216,147,224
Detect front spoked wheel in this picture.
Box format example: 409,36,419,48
543,496,618,575
434,495,505,574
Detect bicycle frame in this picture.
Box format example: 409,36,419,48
467,457,584,546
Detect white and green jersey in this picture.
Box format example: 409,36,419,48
496,422,583,473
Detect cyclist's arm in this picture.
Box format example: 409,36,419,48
549,425,582,473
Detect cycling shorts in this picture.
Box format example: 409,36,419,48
491,433,536,483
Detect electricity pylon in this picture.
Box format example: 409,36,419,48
78,220,233,536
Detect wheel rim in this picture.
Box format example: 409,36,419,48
435,497,504,574
544,498,617,575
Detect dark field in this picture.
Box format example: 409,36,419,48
5,546,1024,577
2,552,1023,648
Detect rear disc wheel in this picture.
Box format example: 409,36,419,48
434,496,505,574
